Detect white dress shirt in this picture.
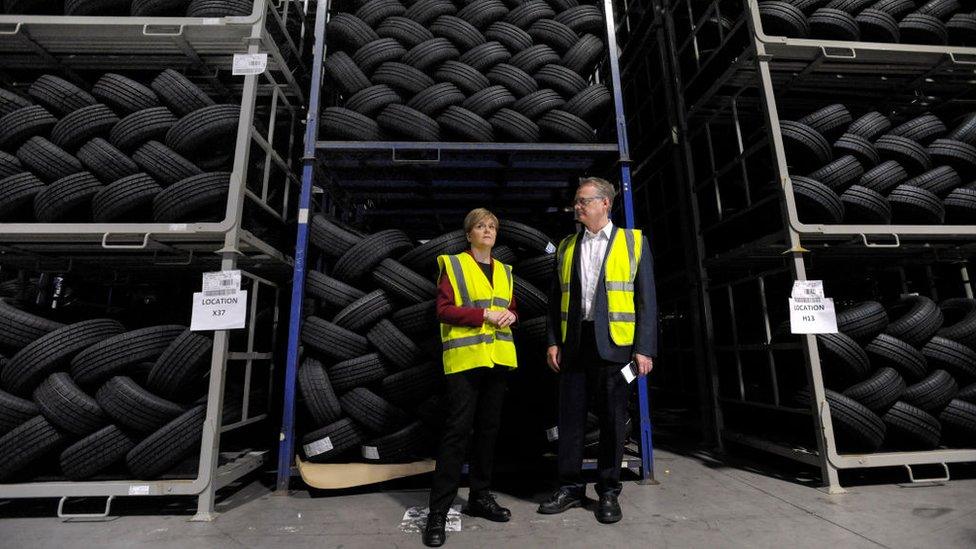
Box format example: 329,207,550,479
579,220,613,321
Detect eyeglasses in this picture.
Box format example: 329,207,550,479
573,196,605,207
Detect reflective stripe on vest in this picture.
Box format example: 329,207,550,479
557,228,643,346
437,253,518,374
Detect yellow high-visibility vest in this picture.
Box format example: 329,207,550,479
437,253,518,374
557,228,643,345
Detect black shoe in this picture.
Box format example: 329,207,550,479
537,487,583,515
463,492,511,522
596,493,622,524
423,511,447,547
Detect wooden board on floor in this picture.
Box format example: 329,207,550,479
296,457,436,489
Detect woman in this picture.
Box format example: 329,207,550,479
424,208,518,547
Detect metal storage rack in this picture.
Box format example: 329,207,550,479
276,0,658,489
0,0,310,519
632,0,976,492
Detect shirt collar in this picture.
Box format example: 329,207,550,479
584,221,613,241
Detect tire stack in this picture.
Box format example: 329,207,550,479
780,104,976,225
0,0,258,17
799,296,976,453
759,0,976,46
0,70,240,223
0,300,215,481
320,0,612,143
297,214,557,463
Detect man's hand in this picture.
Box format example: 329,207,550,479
546,345,561,373
635,353,653,376
485,310,516,328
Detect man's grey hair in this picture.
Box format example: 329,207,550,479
578,177,616,203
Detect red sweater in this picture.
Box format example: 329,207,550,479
436,250,518,326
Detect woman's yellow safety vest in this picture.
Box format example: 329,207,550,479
437,252,518,375
557,228,643,346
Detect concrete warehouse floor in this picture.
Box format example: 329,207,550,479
0,446,974,548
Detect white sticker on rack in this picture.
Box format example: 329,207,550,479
203,17,221,24
233,53,268,76
791,280,825,300
190,290,247,331
202,270,242,294
545,242,557,254
128,485,150,495
545,426,559,442
303,436,333,457
298,208,309,224
168,223,188,231
362,446,380,460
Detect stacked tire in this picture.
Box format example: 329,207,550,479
297,214,558,463
781,104,976,225
1,0,257,17
759,0,976,46
0,301,215,481
0,71,239,223
799,296,976,452
320,0,612,143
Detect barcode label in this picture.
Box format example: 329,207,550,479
792,297,823,303
202,270,241,293
303,436,333,457
203,288,239,297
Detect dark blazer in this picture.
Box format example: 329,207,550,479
546,225,658,365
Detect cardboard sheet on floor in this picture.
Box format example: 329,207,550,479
296,457,436,489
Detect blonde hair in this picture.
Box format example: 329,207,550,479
579,177,616,203
463,208,499,233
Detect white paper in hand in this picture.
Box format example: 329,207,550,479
621,361,637,384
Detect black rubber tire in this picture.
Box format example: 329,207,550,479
59,424,136,481
781,121,833,170
882,401,941,449
328,13,381,51
560,33,604,76
516,253,556,289
302,317,370,360
372,258,437,304
309,215,364,258
938,297,976,349
809,7,862,39
434,61,491,95
870,0,914,18
760,1,811,37
298,357,342,427
833,133,879,168
511,88,565,120
0,89,31,118
367,319,423,371
339,387,409,433
928,138,976,176
902,369,958,414
324,52,372,96
404,0,456,25
538,109,596,143
947,13,976,46
848,111,891,139
943,188,976,224
790,175,845,223
856,8,900,42
899,13,948,45
432,15,487,50
320,107,381,141
505,0,554,28
922,336,976,383
152,172,230,222
329,353,389,393
836,300,888,340
301,418,366,462
0,173,44,222
150,70,215,117
459,86,515,120
0,389,38,434
799,104,852,139
90,75,157,117
376,104,441,141
562,84,612,125
78,137,141,184
165,104,239,159
130,0,191,17
459,41,512,72
890,114,947,145
92,173,163,223
885,295,944,348
33,372,107,436
353,38,408,75
948,113,976,145
361,421,431,462
938,399,976,446
841,185,892,224
823,389,886,453
499,219,555,253
186,0,253,17
825,0,873,14
0,151,21,180
490,107,541,142
63,0,129,17
146,330,213,401
513,275,547,318
842,367,904,413
390,300,437,337
528,19,579,53
126,404,205,479
306,270,366,309
379,365,440,407
817,331,872,386
438,105,495,142
110,107,178,152
916,0,959,21
457,0,510,30
16,136,83,183
486,21,534,52
0,105,58,150
333,229,414,281
0,416,66,482
960,384,976,404
50,104,119,152
33,171,103,223
487,62,540,98
94,376,182,434
903,165,961,198
858,160,907,194
402,38,461,72
132,141,202,186
333,290,394,332
534,65,588,100
807,154,863,191
376,16,434,49
865,333,929,382
399,229,467,272
346,85,403,118
70,325,185,387
492,244,517,264
554,4,604,34
888,184,945,225
875,134,931,174
28,75,96,116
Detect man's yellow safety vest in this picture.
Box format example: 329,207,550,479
557,228,643,346
437,253,518,375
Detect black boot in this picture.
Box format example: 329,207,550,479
596,493,622,524
463,492,511,522
537,487,583,514
423,511,447,547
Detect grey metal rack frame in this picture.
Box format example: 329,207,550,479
650,0,976,492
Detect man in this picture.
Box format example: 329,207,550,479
537,176,658,524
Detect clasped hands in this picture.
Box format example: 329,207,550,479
484,309,517,328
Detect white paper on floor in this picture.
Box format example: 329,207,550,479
400,506,462,533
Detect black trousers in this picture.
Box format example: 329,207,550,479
557,321,630,497
428,366,508,514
